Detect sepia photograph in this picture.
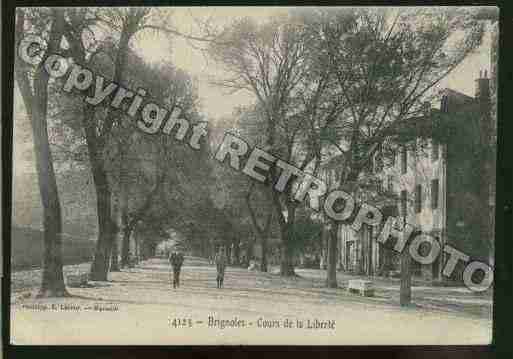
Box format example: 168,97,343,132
7,6,499,346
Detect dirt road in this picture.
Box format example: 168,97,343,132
10,257,492,345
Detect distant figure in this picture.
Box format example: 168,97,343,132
169,251,185,289
248,259,259,271
214,248,228,289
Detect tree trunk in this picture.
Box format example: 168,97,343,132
260,236,268,272
367,228,373,276
279,221,295,276
246,239,254,267
85,13,142,280
110,193,121,272
226,245,232,265
89,166,114,280
33,102,68,297
320,235,327,269
134,235,140,263
280,238,295,276
233,238,240,266
15,9,68,297
110,237,120,272
379,245,393,276
119,136,129,268
278,202,296,276
359,236,365,275
120,212,131,267
326,225,338,288
400,249,412,306
141,241,148,260
200,237,207,258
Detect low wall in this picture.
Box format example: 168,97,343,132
11,227,96,271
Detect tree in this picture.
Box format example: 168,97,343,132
14,8,69,297
52,8,152,280
56,7,214,280
246,183,273,272
211,110,278,271
301,7,484,298
209,17,335,276
107,56,202,268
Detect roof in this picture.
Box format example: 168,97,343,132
390,88,479,143
443,89,475,106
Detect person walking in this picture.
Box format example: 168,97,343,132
169,250,184,289
214,247,228,289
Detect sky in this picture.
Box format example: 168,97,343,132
134,7,290,121
135,7,493,121
13,7,494,176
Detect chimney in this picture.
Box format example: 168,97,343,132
475,69,490,100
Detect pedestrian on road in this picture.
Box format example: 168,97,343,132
169,250,184,289
215,248,228,289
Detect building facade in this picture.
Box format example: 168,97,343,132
337,73,493,282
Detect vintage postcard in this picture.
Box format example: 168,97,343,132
9,6,497,345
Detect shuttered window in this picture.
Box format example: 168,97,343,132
431,179,439,209
401,190,408,217
432,140,439,161
415,185,422,213
401,147,407,174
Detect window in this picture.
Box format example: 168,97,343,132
375,153,383,173
401,147,407,174
419,137,428,151
377,179,383,193
390,149,396,167
401,190,408,218
387,175,394,193
432,140,439,161
431,179,439,209
415,185,422,213
441,95,449,113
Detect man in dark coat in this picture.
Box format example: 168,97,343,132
169,250,184,289
214,248,228,289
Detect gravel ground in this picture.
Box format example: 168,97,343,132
10,257,492,345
